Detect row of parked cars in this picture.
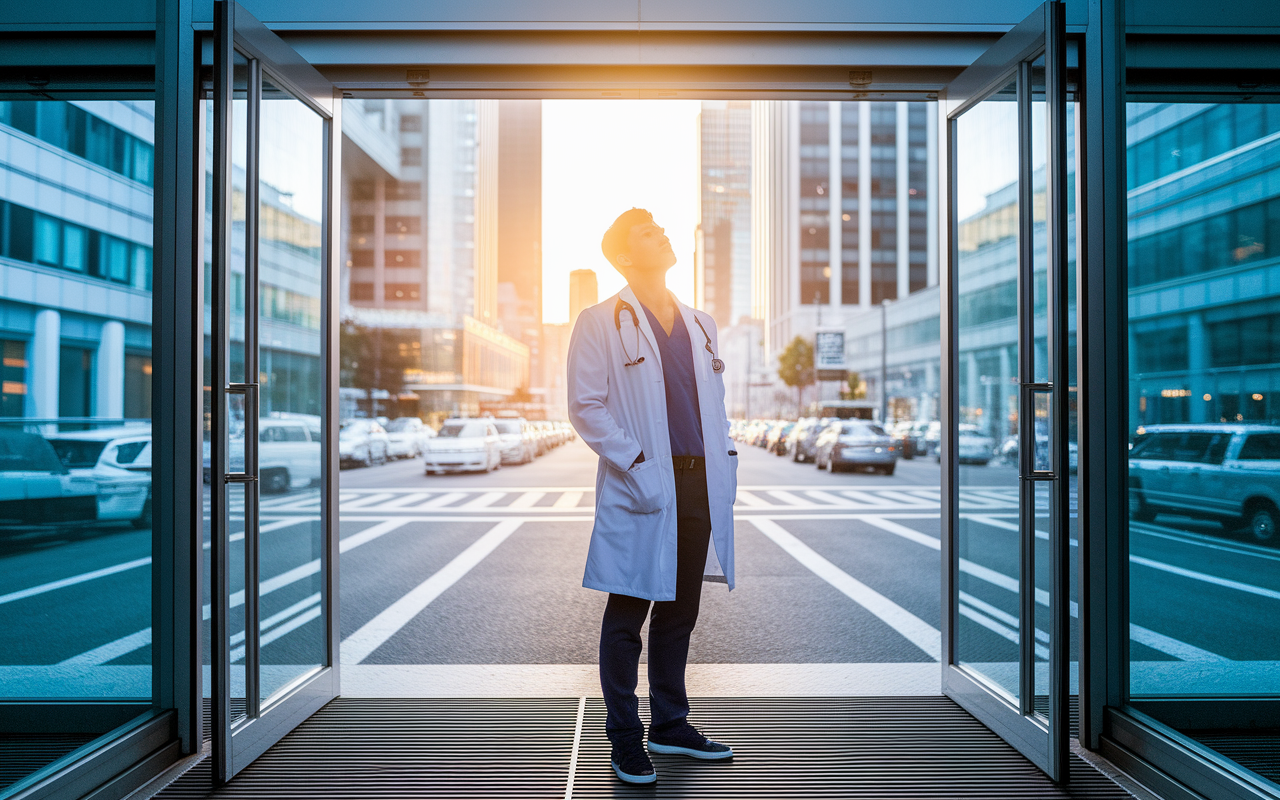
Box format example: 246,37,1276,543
732,417,904,474
421,417,575,474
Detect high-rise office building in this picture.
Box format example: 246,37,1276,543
751,101,938,357
695,101,752,329
496,100,543,396
568,268,598,323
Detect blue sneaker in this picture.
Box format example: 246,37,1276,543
647,722,734,760
611,738,658,784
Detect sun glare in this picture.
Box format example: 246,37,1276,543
542,100,701,323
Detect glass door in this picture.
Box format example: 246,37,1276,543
208,0,340,782
940,0,1071,780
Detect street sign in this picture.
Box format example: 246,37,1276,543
815,327,847,382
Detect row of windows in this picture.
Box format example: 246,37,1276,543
1129,196,1280,288
351,249,422,268
350,180,422,201
1128,104,1280,190
261,284,321,330
351,215,423,235
0,100,154,186
1131,310,1280,373
350,282,422,302
0,200,151,290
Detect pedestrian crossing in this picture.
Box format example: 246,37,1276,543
201,485,1023,516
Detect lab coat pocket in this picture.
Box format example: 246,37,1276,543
609,457,667,514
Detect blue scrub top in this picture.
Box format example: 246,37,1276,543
640,303,705,458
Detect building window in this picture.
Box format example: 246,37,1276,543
401,147,422,167
59,346,93,417
351,215,375,234
385,283,420,301
0,200,150,288
351,180,375,201
385,216,421,234
351,250,375,268
386,181,421,201
399,114,422,132
0,340,27,417
350,282,375,301
0,100,155,185
124,353,152,420
385,250,420,267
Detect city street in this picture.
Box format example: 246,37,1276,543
3,437,1278,700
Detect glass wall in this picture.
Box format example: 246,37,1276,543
1127,100,1280,786
0,97,156,793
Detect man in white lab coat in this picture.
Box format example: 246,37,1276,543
567,208,739,784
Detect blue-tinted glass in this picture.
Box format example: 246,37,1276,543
34,215,60,266
63,224,86,272
1128,103,1280,768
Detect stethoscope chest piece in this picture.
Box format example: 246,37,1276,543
711,358,725,374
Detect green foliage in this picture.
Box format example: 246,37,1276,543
340,319,417,398
777,336,815,390
843,370,866,400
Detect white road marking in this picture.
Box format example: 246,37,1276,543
202,517,316,551
340,492,397,510
1130,555,1280,602
378,492,434,509
0,556,152,606
507,491,546,509
231,593,323,662
1130,623,1229,662
58,627,153,667
411,492,467,509
748,517,941,661
552,491,584,509
766,490,808,506
341,519,525,664
803,490,855,507
461,491,507,509
733,490,768,507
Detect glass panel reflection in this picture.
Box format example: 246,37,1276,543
0,94,156,789
955,79,1022,700
256,75,325,703
1128,100,1280,770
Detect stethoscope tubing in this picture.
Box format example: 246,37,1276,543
614,297,724,373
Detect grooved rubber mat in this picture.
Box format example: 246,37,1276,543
1188,730,1280,785
0,733,96,792
156,697,1135,799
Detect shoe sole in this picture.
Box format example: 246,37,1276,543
611,762,658,783
647,741,734,760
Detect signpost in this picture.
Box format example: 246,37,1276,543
814,327,847,382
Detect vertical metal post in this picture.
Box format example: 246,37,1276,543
1016,57,1034,718
939,106,958,682
1079,0,1129,750
210,0,233,784
154,0,201,755
881,301,889,423
243,56,262,720
1045,0,1070,779
323,96,343,689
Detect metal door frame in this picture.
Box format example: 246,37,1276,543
938,0,1070,781
208,0,341,782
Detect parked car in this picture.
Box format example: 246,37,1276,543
202,416,323,491
385,417,435,459
494,418,537,465
0,430,97,531
1128,423,1280,545
423,419,502,474
46,427,152,527
787,418,820,463
338,419,390,469
890,420,927,460
814,420,897,474
766,422,795,456
942,423,996,465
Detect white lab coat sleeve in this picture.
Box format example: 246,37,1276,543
567,310,644,472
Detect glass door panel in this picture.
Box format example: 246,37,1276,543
209,0,339,782
942,0,1069,780
954,78,1022,703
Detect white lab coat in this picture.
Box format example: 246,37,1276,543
567,286,737,602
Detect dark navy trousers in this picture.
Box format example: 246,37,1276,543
599,462,712,743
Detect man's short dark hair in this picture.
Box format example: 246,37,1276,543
601,208,654,267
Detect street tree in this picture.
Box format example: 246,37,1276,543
843,370,867,400
340,319,417,417
777,335,815,415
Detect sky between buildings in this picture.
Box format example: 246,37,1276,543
541,100,701,323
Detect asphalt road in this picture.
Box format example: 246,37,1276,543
3,435,1278,702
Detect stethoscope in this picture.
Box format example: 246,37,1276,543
614,298,724,373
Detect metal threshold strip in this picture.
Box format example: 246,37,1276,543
153,697,1139,798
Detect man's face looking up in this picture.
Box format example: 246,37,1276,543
618,219,676,276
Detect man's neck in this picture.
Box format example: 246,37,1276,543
628,275,673,316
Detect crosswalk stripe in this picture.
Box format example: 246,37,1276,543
733,490,768,507
340,493,397,510
803,490,855,507
378,493,434,509
875,490,935,506
840,490,899,506
766,490,807,506
410,492,468,509
553,491,584,509
461,492,507,509
507,491,546,509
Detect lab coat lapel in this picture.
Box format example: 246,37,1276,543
621,285,662,370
